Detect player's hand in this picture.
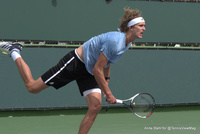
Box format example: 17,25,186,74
106,94,117,104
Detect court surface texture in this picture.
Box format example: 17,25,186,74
0,105,199,134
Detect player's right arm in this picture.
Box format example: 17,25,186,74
92,52,116,104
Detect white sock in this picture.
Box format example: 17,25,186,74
11,51,21,61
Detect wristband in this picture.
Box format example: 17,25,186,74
105,77,110,80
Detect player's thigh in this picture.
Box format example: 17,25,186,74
85,92,102,110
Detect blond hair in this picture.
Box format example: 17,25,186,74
119,8,142,32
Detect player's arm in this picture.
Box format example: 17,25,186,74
92,52,116,104
104,64,110,83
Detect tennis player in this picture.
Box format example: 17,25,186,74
0,8,145,134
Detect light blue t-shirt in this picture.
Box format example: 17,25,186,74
82,31,131,75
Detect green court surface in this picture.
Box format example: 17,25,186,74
0,105,199,134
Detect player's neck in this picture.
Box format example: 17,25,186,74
126,33,135,46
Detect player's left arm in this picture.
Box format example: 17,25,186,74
104,64,110,83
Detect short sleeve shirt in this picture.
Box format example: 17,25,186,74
82,31,131,75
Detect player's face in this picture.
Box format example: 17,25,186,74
132,22,146,39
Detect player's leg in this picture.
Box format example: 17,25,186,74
78,91,102,134
0,42,49,93
75,57,102,134
15,57,49,93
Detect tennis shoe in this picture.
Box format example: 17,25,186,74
0,42,22,56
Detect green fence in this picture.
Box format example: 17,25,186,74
0,0,199,109
0,47,200,109
0,0,199,43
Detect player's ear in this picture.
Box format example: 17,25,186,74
129,26,134,32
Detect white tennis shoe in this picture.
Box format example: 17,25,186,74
0,42,22,56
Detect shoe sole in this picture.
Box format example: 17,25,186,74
0,48,9,55
0,43,23,55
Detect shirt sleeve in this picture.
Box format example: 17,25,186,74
100,40,120,63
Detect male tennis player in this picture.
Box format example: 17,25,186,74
0,8,145,134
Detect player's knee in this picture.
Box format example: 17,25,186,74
89,103,102,114
95,104,102,112
27,87,39,94
26,83,39,94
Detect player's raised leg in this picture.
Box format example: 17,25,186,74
0,42,49,93
78,92,102,134
15,57,49,93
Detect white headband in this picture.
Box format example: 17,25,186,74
127,17,145,27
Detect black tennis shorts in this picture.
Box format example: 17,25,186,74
41,50,100,96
